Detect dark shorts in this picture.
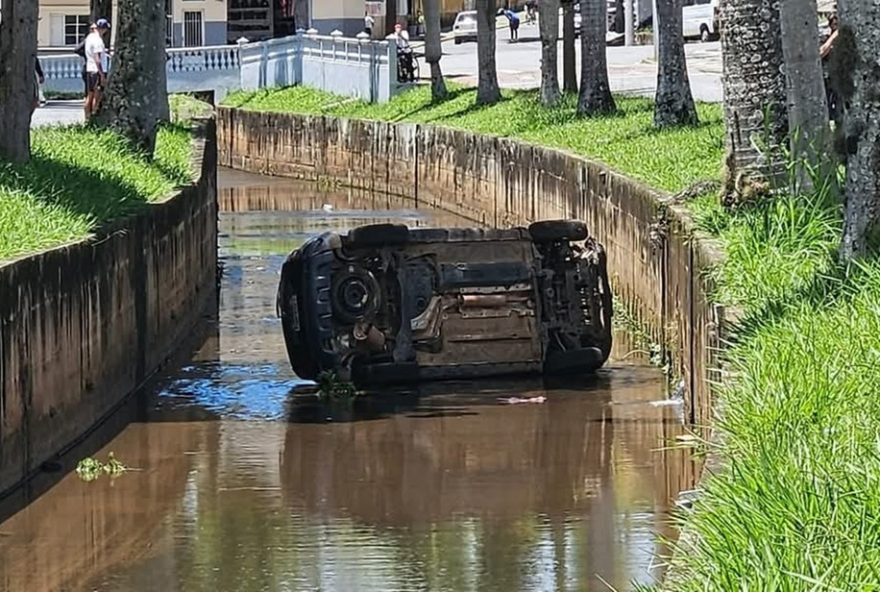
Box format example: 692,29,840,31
511,21,520,31
85,72,102,93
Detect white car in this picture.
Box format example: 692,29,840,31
682,0,720,42
453,10,478,44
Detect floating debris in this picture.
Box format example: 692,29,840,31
500,395,547,405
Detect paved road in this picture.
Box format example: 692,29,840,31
425,21,723,102
32,28,721,127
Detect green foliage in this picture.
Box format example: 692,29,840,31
0,124,192,262
223,85,724,193
670,176,880,587
169,94,215,123
316,370,358,400
76,452,129,482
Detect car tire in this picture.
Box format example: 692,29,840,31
528,219,588,243
352,361,420,386
348,223,410,247
544,347,605,376
455,37,462,44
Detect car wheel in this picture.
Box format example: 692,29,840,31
455,37,462,44
700,25,710,42
544,347,605,376
528,219,588,243
352,361,421,386
331,268,381,324
347,223,410,247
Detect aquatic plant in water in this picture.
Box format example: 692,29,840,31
75,452,129,482
316,371,358,400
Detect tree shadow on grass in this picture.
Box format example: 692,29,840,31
0,150,160,236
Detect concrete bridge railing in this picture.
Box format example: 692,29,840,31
41,33,398,103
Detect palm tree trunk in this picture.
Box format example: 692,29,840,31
95,0,168,154
562,0,578,93
425,0,448,101
539,0,562,105
578,0,615,114
0,0,38,163
476,0,502,105
839,2,880,260
780,0,833,195
720,0,788,201
654,0,698,127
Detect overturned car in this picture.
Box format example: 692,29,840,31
277,220,613,386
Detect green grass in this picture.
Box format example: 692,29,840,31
669,177,880,588
0,124,192,262
223,85,724,193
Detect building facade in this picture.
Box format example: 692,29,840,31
37,0,227,49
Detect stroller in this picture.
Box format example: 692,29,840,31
397,46,417,83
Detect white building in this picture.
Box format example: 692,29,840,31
36,0,229,49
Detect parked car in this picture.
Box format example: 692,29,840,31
277,220,613,387
682,0,720,42
453,10,478,44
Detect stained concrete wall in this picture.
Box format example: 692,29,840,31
216,107,732,432
0,120,218,496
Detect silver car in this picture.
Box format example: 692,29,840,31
453,10,478,44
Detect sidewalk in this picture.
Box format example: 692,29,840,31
31,100,84,127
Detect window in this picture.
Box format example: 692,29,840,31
64,14,90,46
183,11,203,47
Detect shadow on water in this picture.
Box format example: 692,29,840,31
0,169,697,592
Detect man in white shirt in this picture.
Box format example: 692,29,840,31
84,18,110,120
364,12,375,36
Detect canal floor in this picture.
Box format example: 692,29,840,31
0,170,695,592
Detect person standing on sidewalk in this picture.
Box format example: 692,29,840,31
364,11,375,37
33,58,45,113
820,13,839,122
500,8,520,42
83,19,111,121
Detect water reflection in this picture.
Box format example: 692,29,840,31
0,170,696,592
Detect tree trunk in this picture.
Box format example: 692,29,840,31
95,0,168,154
294,0,310,30
654,0,698,127
90,0,113,45
614,0,626,32
720,0,788,202
539,0,562,105
476,0,502,105
578,0,615,114
838,1,880,260
780,0,833,195
386,0,399,35
562,0,578,93
0,0,38,163
425,0,448,100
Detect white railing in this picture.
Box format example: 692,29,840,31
41,33,398,103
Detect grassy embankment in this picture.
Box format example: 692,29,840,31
0,123,193,263
226,84,880,588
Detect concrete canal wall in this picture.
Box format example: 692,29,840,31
0,121,218,496
217,107,734,435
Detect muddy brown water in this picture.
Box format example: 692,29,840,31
0,169,696,592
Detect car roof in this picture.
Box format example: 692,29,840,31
456,11,477,16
